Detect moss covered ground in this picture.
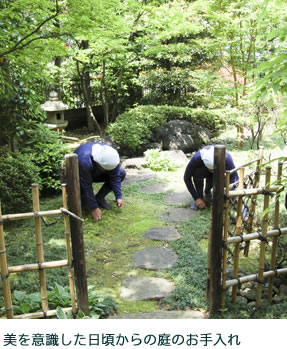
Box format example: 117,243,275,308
1,124,287,318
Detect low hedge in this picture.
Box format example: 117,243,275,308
107,105,232,153
0,147,41,214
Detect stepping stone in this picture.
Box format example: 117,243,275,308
122,169,157,186
160,208,199,222
121,157,147,170
110,310,207,319
120,276,175,301
132,247,177,270
164,189,192,205
161,150,189,166
140,183,173,194
143,226,180,241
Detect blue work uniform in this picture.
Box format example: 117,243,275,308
74,143,125,210
184,146,238,201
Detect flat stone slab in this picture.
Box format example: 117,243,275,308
164,189,192,205
132,247,177,270
140,183,174,194
120,276,175,301
110,310,207,319
161,150,189,166
160,208,199,222
143,226,180,241
122,169,157,186
121,158,147,170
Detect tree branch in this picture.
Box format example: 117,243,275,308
0,0,60,57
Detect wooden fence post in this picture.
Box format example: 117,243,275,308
64,154,89,316
209,145,226,314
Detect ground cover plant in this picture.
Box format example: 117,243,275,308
0,123,287,319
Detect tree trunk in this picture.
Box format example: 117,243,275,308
76,55,102,135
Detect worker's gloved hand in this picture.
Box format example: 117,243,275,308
195,198,206,209
117,199,124,209
92,208,102,221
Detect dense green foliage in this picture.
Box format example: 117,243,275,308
144,149,181,172
163,214,209,310
108,105,229,153
15,123,68,194
10,284,117,319
0,147,41,214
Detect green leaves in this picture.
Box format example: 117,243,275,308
144,149,180,172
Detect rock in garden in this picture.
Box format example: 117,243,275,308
121,157,147,169
132,247,177,269
160,207,199,222
122,169,157,185
154,120,210,153
164,189,192,205
143,226,181,241
120,276,175,301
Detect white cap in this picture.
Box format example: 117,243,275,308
200,146,214,170
92,144,120,170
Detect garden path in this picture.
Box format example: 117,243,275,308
111,154,206,319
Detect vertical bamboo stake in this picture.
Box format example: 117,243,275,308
221,171,231,308
209,145,225,314
267,162,283,301
206,210,213,300
65,154,89,316
232,167,245,303
244,146,264,256
0,203,13,319
62,184,77,315
32,184,48,314
256,166,271,308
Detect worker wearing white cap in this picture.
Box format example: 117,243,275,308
184,145,238,210
74,142,126,221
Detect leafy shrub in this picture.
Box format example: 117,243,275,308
144,149,180,171
4,283,118,319
139,69,234,108
29,142,67,194
0,147,41,214
107,105,168,152
108,105,228,154
18,124,68,194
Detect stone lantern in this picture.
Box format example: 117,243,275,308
41,91,68,131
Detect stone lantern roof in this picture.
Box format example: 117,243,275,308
41,91,68,112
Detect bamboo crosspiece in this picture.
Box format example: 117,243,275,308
256,166,271,308
32,184,49,314
0,183,82,319
209,143,287,313
267,162,283,302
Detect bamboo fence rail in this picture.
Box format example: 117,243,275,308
209,145,286,313
0,183,81,319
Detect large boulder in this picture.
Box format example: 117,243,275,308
154,120,210,153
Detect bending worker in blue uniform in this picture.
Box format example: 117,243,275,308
184,145,238,210
74,142,126,221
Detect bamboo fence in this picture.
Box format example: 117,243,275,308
208,145,286,312
0,184,79,319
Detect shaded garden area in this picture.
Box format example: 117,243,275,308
1,0,287,319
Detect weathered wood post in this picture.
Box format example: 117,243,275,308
209,145,226,314
64,154,89,316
